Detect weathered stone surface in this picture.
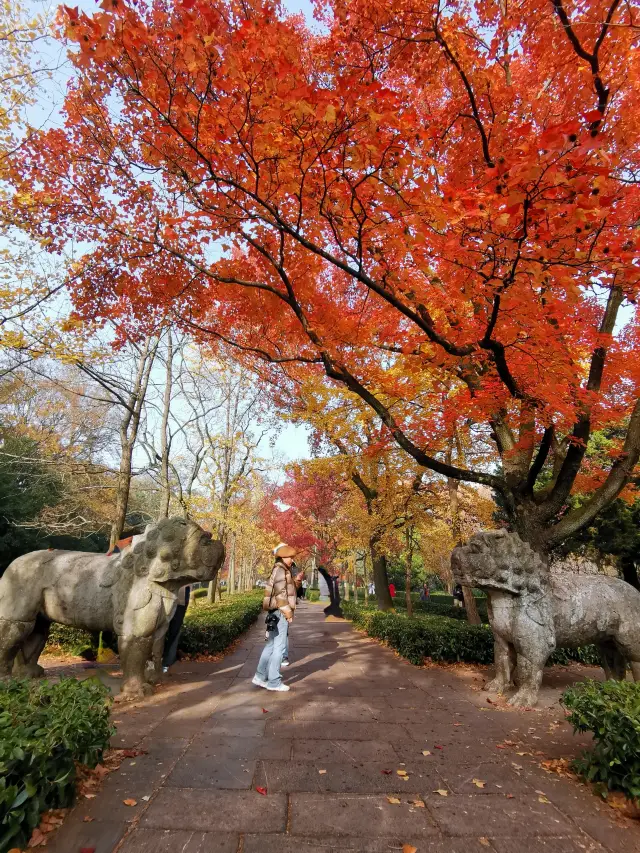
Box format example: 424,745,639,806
0,518,224,699
452,529,640,706
290,792,439,837
141,788,287,832
118,829,239,853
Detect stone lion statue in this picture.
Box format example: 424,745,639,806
451,529,640,707
0,518,224,700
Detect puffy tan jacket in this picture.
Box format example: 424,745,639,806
263,560,297,620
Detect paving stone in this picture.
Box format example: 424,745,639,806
292,738,398,764
190,733,292,760
118,829,239,852
254,759,441,793
166,752,256,788
266,720,410,741
427,793,576,837
47,818,127,853
141,788,287,832
294,699,377,721
290,792,439,837
490,837,606,853
436,761,535,795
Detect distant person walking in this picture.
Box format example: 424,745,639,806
300,577,308,599
453,584,464,608
253,543,297,692
388,582,396,599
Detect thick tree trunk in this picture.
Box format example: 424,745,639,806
371,535,393,611
110,443,133,550
621,556,640,590
447,472,482,624
158,331,173,519
363,551,369,605
462,585,481,624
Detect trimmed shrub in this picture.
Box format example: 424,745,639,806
307,588,320,602
343,602,601,668
179,590,263,656
0,677,113,853
343,604,493,665
563,680,640,804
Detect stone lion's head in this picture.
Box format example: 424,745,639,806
120,517,224,587
451,529,548,595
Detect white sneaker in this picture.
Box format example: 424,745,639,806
162,666,169,673
266,683,290,692
252,675,268,688
281,660,290,667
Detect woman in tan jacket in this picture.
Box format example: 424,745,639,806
252,543,297,692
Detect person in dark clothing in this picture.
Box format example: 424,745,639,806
162,585,191,671
452,583,465,608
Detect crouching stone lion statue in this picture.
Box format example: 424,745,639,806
0,517,224,700
452,529,640,707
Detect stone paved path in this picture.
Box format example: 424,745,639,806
48,603,640,853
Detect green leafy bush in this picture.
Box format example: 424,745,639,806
0,678,113,853
179,590,263,655
563,680,640,804
343,602,601,668
307,588,320,602
343,604,493,665
45,624,118,658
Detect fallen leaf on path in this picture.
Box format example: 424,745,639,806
256,787,267,796
434,745,443,750
479,839,491,847
538,796,550,804
122,799,137,807
83,817,94,823
506,794,515,799
27,828,46,847
84,794,96,799
422,750,431,756
410,800,425,808
318,769,327,775
434,789,449,797
397,769,408,776
387,797,401,804
262,708,269,713
472,779,486,789
402,845,417,853
80,849,96,853
141,795,151,801
381,769,392,775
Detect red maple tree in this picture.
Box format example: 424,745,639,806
12,0,640,553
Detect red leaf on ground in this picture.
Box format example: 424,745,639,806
256,786,267,796
262,708,269,713
381,769,392,775
80,848,96,853
434,745,443,750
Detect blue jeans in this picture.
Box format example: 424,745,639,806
256,611,289,688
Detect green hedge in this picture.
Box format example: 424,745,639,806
179,590,263,656
343,604,493,665
0,678,113,853
307,588,320,602
342,602,601,667
563,680,640,804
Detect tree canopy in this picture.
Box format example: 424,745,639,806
10,0,640,552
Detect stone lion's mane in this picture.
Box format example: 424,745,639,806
120,517,196,578
453,529,549,595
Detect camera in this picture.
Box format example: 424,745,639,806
264,609,279,640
